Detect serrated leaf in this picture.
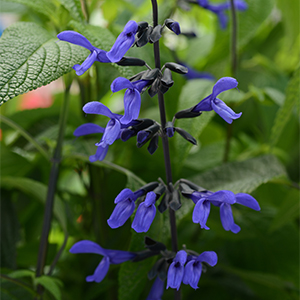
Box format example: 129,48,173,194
270,67,300,147
34,276,62,300
2,0,56,19
58,0,85,23
0,22,88,105
0,177,67,232
173,79,215,172
177,155,287,222
69,21,135,78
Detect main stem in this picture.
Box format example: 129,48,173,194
151,1,180,299
35,81,71,296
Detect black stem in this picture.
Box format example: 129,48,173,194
151,1,180,299
223,0,237,163
35,81,71,297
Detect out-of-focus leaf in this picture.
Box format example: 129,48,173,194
270,67,300,147
0,22,88,105
264,87,285,106
8,270,34,279
69,21,134,78
58,0,85,23
173,79,215,173
0,177,67,232
34,276,62,300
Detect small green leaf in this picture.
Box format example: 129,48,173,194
58,0,85,23
0,22,88,105
0,177,67,232
34,276,62,300
270,67,300,147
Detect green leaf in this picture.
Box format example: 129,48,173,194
173,79,215,173
270,67,300,147
2,0,56,19
0,177,67,232
58,0,85,23
34,276,62,300
0,22,88,105
69,21,135,78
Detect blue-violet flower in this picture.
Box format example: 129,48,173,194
192,77,242,124
146,277,165,300
69,240,136,283
167,250,187,290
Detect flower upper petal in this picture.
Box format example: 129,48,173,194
212,77,238,99
196,251,218,266
220,203,241,233
57,31,95,51
70,240,107,256
192,200,210,230
86,256,110,283
114,188,135,204
206,190,236,204
101,119,121,145
183,260,202,289
111,77,134,92
74,123,105,136
192,95,213,112
121,89,141,124
83,102,122,119
212,98,242,124
235,193,260,211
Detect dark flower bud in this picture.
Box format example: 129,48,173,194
181,31,197,38
174,107,202,119
120,128,136,141
161,68,174,87
174,127,197,145
145,237,167,252
169,189,181,211
137,123,160,148
136,26,153,47
148,78,160,97
164,62,188,74
116,56,146,66
141,68,160,80
165,121,175,138
165,19,181,35
150,25,163,43
148,134,159,155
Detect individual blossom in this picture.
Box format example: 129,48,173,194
69,240,136,283
111,77,150,124
189,190,260,233
192,77,242,124
183,251,218,289
197,0,248,29
146,277,165,300
106,20,138,62
107,188,144,228
57,31,110,75
167,250,187,290
164,19,181,35
132,191,157,233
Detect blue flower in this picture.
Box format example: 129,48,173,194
69,240,136,283
57,31,110,75
183,251,218,289
191,190,260,233
146,277,165,300
111,77,150,124
107,188,144,228
167,250,187,290
192,77,242,124
106,20,138,62
178,62,215,81
197,0,248,29
132,191,157,233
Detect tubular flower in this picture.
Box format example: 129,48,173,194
183,251,218,289
69,240,136,283
57,31,110,75
192,77,242,124
146,277,165,300
197,0,248,29
167,250,187,290
107,188,144,229
132,191,157,233
111,77,150,124
190,190,260,233
107,20,138,62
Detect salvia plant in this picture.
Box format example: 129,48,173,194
0,0,299,300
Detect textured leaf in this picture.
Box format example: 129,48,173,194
0,177,67,232
270,67,300,146
69,21,135,78
34,276,62,300
173,79,215,172
58,0,85,23
0,22,88,105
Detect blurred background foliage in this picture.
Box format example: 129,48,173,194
0,0,299,299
